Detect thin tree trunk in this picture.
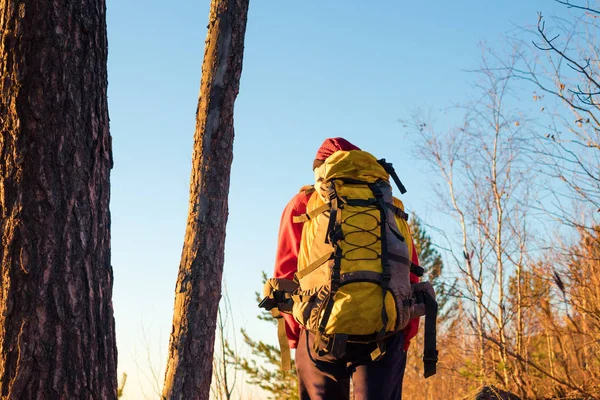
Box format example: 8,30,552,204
491,119,509,388
516,264,523,358
445,166,487,376
514,259,526,397
476,300,486,379
161,0,249,399
0,1,117,398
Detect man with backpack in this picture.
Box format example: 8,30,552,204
261,138,437,400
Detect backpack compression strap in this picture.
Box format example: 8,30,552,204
369,183,392,361
313,186,347,357
415,286,439,378
423,290,438,378
387,203,409,221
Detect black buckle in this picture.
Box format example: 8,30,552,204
273,291,286,303
410,263,425,277
370,341,387,361
258,296,275,311
423,350,439,363
381,267,392,282
328,227,344,244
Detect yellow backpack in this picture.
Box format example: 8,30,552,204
260,150,437,377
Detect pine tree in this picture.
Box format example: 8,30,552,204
409,215,454,319
231,272,299,400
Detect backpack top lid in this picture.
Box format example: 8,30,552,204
318,150,389,184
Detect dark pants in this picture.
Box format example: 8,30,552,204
296,330,407,400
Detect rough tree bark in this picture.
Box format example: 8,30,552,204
161,0,249,399
0,0,117,399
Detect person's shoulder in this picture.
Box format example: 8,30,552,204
287,186,314,212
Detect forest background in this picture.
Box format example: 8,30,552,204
105,0,598,398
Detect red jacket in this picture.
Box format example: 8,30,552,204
274,190,420,351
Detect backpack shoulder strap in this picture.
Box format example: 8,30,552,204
299,185,315,195
292,188,328,224
292,203,329,224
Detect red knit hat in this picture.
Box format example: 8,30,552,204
313,137,360,169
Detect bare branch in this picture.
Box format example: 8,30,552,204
556,0,600,15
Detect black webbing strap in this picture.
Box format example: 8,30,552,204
402,298,415,307
325,195,339,245
315,332,349,359
292,203,330,224
316,247,343,351
411,263,425,277
388,252,411,266
314,183,344,355
377,159,407,194
387,203,409,221
330,333,349,359
344,198,378,207
259,291,294,313
423,291,438,378
369,183,391,361
383,203,406,243
387,253,424,277
388,224,406,242
294,251,334,282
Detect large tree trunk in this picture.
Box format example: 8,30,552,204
0,1,117,399
161,0,249,399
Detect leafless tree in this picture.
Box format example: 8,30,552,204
511,1,600,234
405,51,535,391
132,324,164,399
211,289,239,400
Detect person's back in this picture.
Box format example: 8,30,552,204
261,137,437,400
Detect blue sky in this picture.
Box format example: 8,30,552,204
106,1,567,397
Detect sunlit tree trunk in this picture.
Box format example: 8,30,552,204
0,0,117,398
161,0,250,399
